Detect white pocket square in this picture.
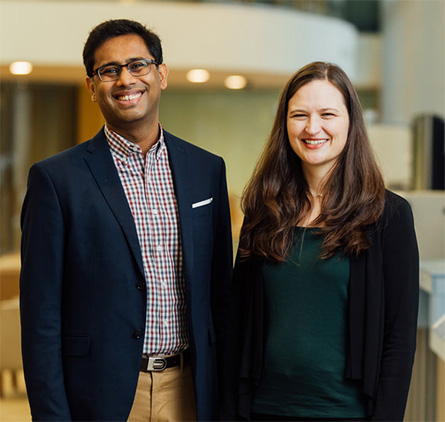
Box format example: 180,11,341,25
192,197,213,208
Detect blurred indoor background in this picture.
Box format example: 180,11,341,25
0,0,444,420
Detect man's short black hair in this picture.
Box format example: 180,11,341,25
83,19,163,77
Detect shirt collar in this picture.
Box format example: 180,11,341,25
105,124,165,163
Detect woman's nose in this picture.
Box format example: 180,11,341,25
306,116,321,134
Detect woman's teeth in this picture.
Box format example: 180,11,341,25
304,139,327,145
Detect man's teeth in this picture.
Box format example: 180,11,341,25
117,93,142,101
305,139,327,145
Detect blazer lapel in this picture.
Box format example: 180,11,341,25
84,129,145,278
164,132,194,279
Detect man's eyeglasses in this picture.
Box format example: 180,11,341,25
92,59,159,82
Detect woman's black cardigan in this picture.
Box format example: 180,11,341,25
220,191,419,422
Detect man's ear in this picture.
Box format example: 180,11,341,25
86,77,97,102
158,63,168,90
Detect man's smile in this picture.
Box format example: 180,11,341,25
114,91,144,101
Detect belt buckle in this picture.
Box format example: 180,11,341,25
147,356,167,371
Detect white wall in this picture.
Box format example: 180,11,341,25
381,0,445,125
0,1,358,80
367,124,412,189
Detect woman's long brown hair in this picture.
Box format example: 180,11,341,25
239,62,385,262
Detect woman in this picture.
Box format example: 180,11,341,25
221,62,419,422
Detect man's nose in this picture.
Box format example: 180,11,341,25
116,66,137,85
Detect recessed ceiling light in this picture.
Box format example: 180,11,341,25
9,61,33,75
186,69,210,83
224,75,247,90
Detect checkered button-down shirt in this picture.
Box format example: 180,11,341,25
105,125,189,355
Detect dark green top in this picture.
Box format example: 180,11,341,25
252,227,367,418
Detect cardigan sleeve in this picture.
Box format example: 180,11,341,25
219,256,249,421
219,255,264,421
371,194,419,421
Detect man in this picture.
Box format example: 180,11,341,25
20,19,233,422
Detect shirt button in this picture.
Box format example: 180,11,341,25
157,244,163,252
163,319,169,325
133,329,143,339
152,208,158,215
161,282,167,289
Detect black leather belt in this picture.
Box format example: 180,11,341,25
140,349,190,372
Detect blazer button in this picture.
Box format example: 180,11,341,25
136,281,145,291
133,329,143,339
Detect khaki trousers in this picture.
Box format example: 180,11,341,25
127,362,197,422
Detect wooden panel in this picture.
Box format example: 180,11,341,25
77,84,104,144
0,254,20,301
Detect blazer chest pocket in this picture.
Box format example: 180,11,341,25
62,335,91,356
192,197,213,218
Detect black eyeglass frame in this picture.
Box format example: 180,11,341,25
91,58,160,82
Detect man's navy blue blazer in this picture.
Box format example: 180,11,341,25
20,127,233,421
